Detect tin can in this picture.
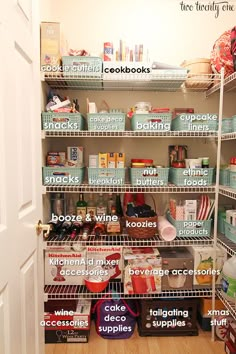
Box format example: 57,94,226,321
104,42,113,61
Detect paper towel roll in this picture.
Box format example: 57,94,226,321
158,216,177,241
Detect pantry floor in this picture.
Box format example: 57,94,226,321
45,323,225,354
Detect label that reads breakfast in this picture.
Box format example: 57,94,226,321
89,177,123,185
150,308,189,328
179,113,217,131
182,168,209,186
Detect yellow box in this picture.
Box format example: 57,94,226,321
99,153,108,168
116,153,125,168
108,152,116,168
199,298,226,317
41,22,60,68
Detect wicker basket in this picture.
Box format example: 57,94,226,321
125,196,158,239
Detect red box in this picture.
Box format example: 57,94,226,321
225,341,236,354
228,323,236,349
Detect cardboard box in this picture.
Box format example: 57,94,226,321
108,153,116,168
47,152,66,166
98,153,108,168
86,246,122,280
116,153,125,168
159,247,193,290
123,247,162,294
45,329,89,343
44,249,86,285
89,155,98,168
67,147,83,165
41,22,60,68
225,341,236,354
188,246,227,286
229,323,236,349
45,300,78,313
199,297,226,317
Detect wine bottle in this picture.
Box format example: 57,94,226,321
86,193,97,219
76,193,87,220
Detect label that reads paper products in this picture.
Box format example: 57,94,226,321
178,221,209,236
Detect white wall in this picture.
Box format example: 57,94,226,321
40,0,236,65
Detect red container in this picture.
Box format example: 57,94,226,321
131,159,153,166
230,157,236,165
84,279,109,293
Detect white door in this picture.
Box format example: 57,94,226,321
0,1,44,354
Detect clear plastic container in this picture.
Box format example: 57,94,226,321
221,256,236,302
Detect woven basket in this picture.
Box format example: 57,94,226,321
125,196,158,239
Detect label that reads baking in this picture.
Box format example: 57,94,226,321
179,113,217,131
136,122,170,130
44,175,81,184
182,168,209,186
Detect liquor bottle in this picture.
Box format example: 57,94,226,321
86,193,97,219
76,193,87,220
115,194,123,217
51,193,64,216
107,193,115,214
70,221,82,240
106,206,121,235
67,197,75,215
94,223,105,238
96,193,107,216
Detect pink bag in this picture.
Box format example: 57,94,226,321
210,29,234,77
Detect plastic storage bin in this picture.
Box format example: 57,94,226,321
87,113,125,131
224,220,236,244
42,112,85,131
131,113,172,131
232,115,236,132
220,169,230,186
171,114,218,131
167,211,212,237
130,168,169,186
169,168,215,186
62,56,102,78
88,168,126,185
222,118,233,134
43,167,85,185
230,171,236,189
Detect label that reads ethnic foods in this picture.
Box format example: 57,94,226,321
182,168,209,186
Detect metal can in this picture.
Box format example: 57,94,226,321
104,42,113,61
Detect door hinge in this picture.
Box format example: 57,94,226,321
36,220,50,237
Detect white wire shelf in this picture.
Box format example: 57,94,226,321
42,130,218,138
206,72,236,96
44,184,216,194
217,233,236,256
44,234,214,250
44,283,213,300
221,132,236,141
219,186,236,200
41,72,219,92
217,289,236,321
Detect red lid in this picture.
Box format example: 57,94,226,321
131,159,153,163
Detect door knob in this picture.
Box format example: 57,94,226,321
36,220,50,237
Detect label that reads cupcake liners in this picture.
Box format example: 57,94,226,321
178,113,218,131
